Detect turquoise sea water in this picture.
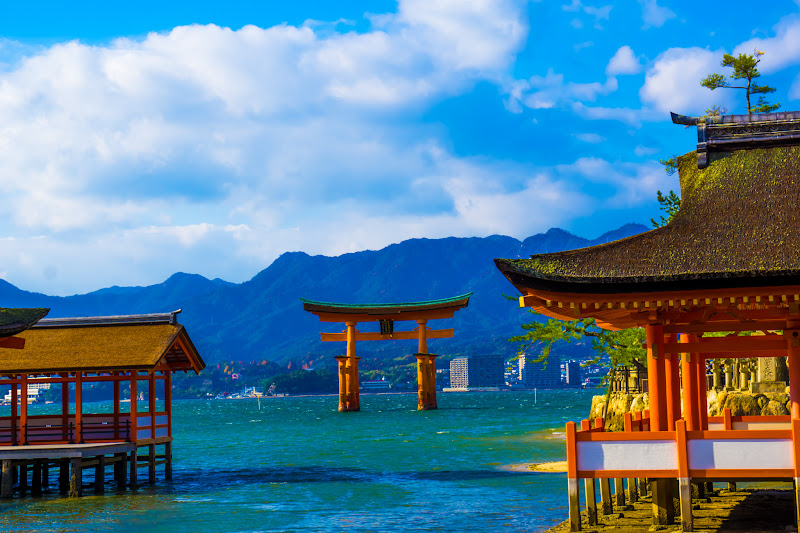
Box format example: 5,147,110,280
0,389,595,533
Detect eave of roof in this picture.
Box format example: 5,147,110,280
0,308,50,338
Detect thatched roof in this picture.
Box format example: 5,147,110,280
0,308,49,338
496,143,800,295
0,315,205,374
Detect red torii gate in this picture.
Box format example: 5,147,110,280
301,293,471,412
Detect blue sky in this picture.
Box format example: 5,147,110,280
1,0,799,295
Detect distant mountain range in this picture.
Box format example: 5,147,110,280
1,223,648,366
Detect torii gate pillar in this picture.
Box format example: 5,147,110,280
335,322,361,412
415,319,437,410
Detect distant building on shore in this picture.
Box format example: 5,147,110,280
448,355,504,389
361,379,391,392
519,353,561,388
565,360,582,387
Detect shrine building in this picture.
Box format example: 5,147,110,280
0,309,204,498
495,111,800,531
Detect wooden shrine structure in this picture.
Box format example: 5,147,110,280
496,111,800,531
301,294,471,411
0,310,205,498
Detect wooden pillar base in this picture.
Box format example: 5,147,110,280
794,477,800,531
639,477,648,497
614,478,625,507
415,353,438,410
31,461,42,497
568,478,581,531
59,459,69,495
1,460,12,498
114,453,126,489
627,477,638,502
19,463,27,496
680,477,693,532
95,455,105,494
651,479,674,525
728,481,737,492
129,448,138,489
335,356,361,412
585,478,597,526
148,444,156,484
68,458,81,498
600,477,612,515
164,441,173,481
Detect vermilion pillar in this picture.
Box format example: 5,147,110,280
680,335,698,431
416,320,437,410
646,325,667,431
665,334,680,431
786,326,800,419
697,353,709,430
336,322,361,412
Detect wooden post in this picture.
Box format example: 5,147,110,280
42,461,49,488
61,374,69,441
680,335,698,431
130,447,138,488
165,441,173,481
75,372,83,442
680,478,693,532
113,372,120,440
31,461,42,496
566,421,581,531
20,374,28,444
697,355,709,430
646,325,666,431
149,373,156,442
651,479,673,525
639,477,648,497
68,458,81,498
415,353,437,410
344,322,360,411
130,372,138,442
585,478,597,525
148,444,156,484
628,477,638,503
95,455,105,494
677,419,692,531
165,371,173,439
19,462,27,496
335,356,348,412
600,478,612,514
792,418,800,530
59,459,69,495
665,334,680,431
10,379,17,445
1,460,12,498
115,453,126,489
614,478,625,507
428,354,437,409
786,328,800,418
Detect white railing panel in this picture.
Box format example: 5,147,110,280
688,438,793,470
578,440,678,471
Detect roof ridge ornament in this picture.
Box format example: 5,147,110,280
34,310,182,328
671,110,800,168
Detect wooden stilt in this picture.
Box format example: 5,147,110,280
130,448,138,488
585,478,597,526
148,444,156,484
795,477,800,533
115,453,126,489
164,441,173,481
651,479,671,525
568,478,581,532
639,477,648,497
627,477,638,502
42,461,49,488
95,455,105,494
600,478,612,514
19,462,27,496
31,461,42,496
614,478,625,507
59,459,69,495
728,481,737,492
68,457,81,498
646,325,666,431
1,460,12,498
680,477,693,531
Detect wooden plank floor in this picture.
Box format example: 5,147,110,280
0,442,134,460
546,488,797,532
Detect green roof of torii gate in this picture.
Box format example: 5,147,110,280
300,293,472,316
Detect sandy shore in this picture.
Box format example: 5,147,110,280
502,461,568,473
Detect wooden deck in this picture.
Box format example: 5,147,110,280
0,442,134,460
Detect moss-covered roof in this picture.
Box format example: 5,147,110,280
1,323,205,374
496,145,800,294
0,308,49,338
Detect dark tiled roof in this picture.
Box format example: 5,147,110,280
300,293,472,315
496,144,800,294
0,308,49,338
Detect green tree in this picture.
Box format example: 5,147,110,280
651,190,681,228
701,49,780,114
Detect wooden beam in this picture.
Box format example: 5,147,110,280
314,308,459,323
663,336,786,354
664,320,787,334
321,328,454,342
0,336,25,350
